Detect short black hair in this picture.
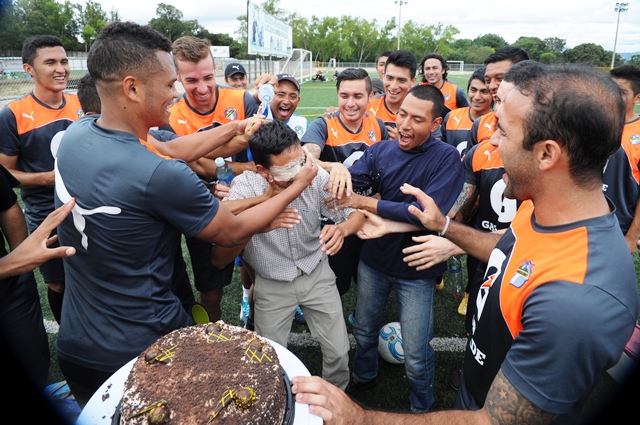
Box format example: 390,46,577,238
336,68,372,94
249,120,301,169
418,53,448,82
516,64,623,187
484,46,529,66
386,50,418,79
88,21,172,83
77,73,100,114
376,50,393,62
406,84,445,119
22,35,63,66
610,64,640,97
468,67,486,91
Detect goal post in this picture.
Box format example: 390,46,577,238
446,60,465,74
278,49,313,84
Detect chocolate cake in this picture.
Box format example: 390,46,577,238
117,322,289,424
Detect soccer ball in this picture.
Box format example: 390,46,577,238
378,322,404,364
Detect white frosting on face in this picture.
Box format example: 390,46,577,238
269,155,305,182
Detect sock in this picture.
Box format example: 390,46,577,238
48,287,64,325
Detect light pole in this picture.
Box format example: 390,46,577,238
611,2,629,69
395,1,408,50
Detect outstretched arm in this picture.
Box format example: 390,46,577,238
401,183,500,263
148,118,263,163
0,199,76,280
292,369,556,425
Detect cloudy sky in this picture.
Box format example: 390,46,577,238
92,0,640,54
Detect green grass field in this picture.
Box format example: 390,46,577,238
31,73,639,421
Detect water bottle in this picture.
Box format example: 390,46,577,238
215,157,234,186
257,84,274,116
447,255,464,300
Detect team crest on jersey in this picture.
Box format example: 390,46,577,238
294,125,304,136
444,93,451,101
224,107,238,120
368,130,377,142
510,261,534,288
630,134,640,145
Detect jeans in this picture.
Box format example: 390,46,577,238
352,261,436,413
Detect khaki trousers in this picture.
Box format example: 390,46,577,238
254,257,350,390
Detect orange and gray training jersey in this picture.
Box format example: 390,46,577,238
459,200,638,418
366,94,396,128
463,139,518,232
441,106,475,157
166,86,258,136
0,92,83,221
300,112,388,167
602,117,640,234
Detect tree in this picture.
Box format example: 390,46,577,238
473,33,508,50
629,55,640,66
76,0,108,51
400,21,459,60
149,3,188,41
563,43,608,66
0,0,26,51
514,36,547,61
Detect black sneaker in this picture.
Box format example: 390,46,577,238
345,377,378,397
450,368,461,391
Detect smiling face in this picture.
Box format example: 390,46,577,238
612,77,640,119
395,93,442,151
225,73,247,89
337,79,370,126
140,51,179,128
24,46,70,94
489,81,515,148
270,80,300,122
467,78,492,118
176,56,217,113
495,88,536,200
422,58,445,86
376,55,389,78
484,60,513,99
383,63,416,110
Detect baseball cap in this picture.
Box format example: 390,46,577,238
225,63,247,78
371,77,385,94
276,74,300,92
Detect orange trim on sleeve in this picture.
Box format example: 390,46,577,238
500,202,589,338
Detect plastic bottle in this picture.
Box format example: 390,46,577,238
447,255,464,300
215,157,234,186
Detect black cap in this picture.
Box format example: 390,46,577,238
225,63,246,78
276,74,300,91
371,77,384,94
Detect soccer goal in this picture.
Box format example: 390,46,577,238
446,60,465,74
278,49,313,83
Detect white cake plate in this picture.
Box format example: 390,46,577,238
76,338,322,425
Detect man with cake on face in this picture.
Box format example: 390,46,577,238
212,119,365,391
53,21,318,407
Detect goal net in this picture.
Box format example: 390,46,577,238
277,49,313,83
446,60,465,74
